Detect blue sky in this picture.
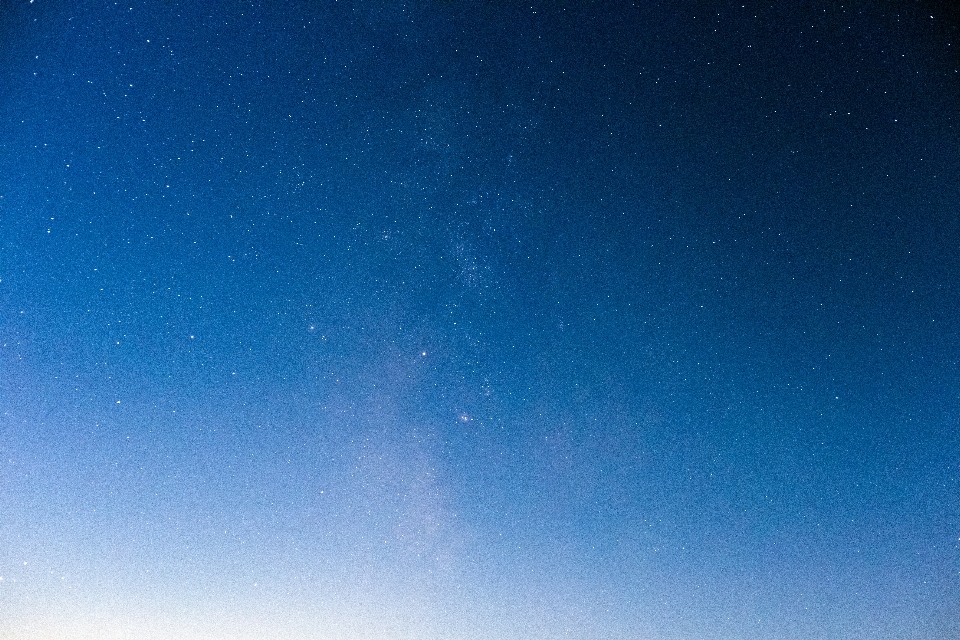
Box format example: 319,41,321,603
1,2,958,638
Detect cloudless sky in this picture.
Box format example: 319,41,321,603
1,2,958,638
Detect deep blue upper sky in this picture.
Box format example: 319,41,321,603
1,2,958,638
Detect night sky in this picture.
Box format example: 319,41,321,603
2,2,959,638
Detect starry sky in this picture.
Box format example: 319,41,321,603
1,1,958,638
